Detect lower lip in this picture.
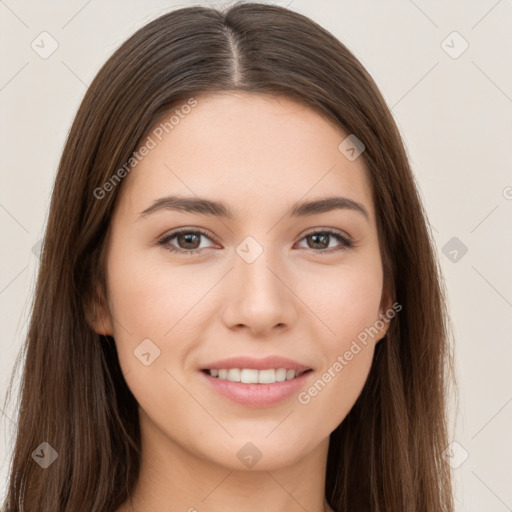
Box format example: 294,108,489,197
199,370,313,408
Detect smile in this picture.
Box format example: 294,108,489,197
203,368,311,384
199,369,314,408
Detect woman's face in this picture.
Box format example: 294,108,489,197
95,92,390,471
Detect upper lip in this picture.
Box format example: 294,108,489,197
200,356,312,372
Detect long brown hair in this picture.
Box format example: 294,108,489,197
2,3,456,511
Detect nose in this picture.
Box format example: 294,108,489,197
220,246,297,336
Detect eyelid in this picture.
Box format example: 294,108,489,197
301,226,351,240
156,227,218,252
296,227,353,254
156,226,354,254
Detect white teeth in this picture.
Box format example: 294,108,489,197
258,369,275,384
207,367,306,383
275,368,287,382
227,368,241,382
241,369,259,384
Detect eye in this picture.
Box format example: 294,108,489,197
296,228,353,254
157,227,353,255
157,228,217,254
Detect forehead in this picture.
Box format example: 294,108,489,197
117,92,375,223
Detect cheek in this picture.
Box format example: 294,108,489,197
297,258,383,343
293,261,382,422
105,243,218,390
106,245,195,338
105,249,201,412
297,341,375,436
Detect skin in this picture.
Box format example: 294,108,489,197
92,92,391,512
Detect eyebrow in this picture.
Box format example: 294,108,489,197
138,195,369,221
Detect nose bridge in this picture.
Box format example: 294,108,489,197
222,235,296,331
236,236,285,301
238,244,280,294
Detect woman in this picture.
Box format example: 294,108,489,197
2,2,456,511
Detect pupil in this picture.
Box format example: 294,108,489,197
180,233,199,249
310,233,328,249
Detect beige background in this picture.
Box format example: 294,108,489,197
1,0,511,509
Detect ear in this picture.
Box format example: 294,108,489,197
84,282,114,336
376,283,394,342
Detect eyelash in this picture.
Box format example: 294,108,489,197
156,227,354,256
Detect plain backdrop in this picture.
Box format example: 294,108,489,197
1,1,511,510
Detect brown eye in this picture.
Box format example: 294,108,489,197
157,228,353,256
306,233,330,250
157,229,216,254
176,232,201,250
297,229,352,254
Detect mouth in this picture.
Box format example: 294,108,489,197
198,355,314,407
199,367,314,408
201,368,313,384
